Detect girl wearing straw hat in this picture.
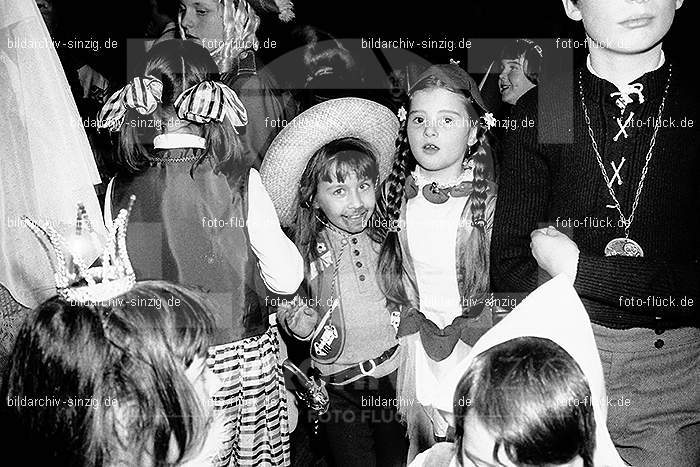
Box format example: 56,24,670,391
260,97,409,467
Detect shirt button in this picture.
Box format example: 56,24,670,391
351,238,358,244
356,261,362,268
654,339,664,349
359,274,366,281
353,250,360,256
654,328,665,335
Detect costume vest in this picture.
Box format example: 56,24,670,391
111,161,268,345
304,232,347,364
397,182,497,361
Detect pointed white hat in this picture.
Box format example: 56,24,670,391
435,275,627,467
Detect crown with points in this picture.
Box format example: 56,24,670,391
22,196,137,304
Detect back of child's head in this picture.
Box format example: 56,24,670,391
500,39,543,86
379,63,494,308
296,26,360,108
300,26,355,78
116,39,247,174
0,280,214,466
295,137,382,262
453,337,596,467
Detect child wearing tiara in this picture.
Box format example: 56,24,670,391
1,202,222,465
259,97,409,466
379,63,498,459
98,39,303,466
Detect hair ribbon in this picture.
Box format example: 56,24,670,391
97,76,163,132
174,81,248,132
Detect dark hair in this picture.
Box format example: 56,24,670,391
0,281,215,466
454,337,596,467
378,75,494,307
500,39,543,85
293,137,382,267
116,39,248,176
301,26,356,78
296,26,361,109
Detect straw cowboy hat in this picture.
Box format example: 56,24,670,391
260,97,399,227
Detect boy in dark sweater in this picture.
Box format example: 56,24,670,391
491,1,698,465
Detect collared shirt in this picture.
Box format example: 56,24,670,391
314,229,399,379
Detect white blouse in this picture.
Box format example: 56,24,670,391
405,167,473,328
246,168,303,295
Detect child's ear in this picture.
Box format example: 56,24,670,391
676,0,685,10
561,0,583,21
467,125,479,146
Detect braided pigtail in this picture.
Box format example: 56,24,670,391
377,118,413,307
462,122,493,301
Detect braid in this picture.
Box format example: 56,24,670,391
382,120,410,230
462,125,493,300
468,126,491,227
377,118,413,307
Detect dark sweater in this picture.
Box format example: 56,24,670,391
491,60,699,329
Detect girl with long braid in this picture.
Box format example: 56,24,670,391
377,63,498,460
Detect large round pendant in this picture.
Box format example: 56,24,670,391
604,237,644,257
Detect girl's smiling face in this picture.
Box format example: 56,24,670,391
314,171,376,235
498,57,536,104
179,0,224,52
407,87,478,183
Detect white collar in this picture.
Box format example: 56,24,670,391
153,133,206,149
586,51,665,89
413,162,474,188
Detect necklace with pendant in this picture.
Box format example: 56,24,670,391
578,65,671,257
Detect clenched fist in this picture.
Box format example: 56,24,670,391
530,226,579,284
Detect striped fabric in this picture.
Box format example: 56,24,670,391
97,75,163,131
208,326,290,466
174,81,248,130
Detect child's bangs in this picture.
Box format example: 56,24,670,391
319,149,379,184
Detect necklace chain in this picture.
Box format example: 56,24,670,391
578,65,671,235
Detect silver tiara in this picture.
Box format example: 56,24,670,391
22,196,137,304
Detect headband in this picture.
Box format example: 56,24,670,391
519,38,544,58
411,63,489,113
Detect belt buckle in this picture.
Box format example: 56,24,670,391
359,359,377,376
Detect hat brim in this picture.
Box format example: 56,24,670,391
260,97,399,227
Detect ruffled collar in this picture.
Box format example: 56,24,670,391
406,166,473,204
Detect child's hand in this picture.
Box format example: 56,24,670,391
530,226,579,284
277,300,318,340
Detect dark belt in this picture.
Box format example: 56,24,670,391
320,345,398,385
